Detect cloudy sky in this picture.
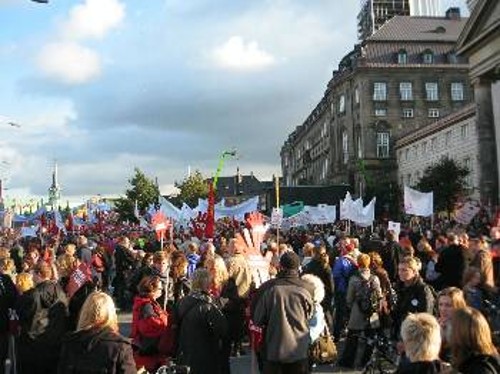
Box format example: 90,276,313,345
0,0,468,205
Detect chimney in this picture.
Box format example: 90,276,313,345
445,7,461,20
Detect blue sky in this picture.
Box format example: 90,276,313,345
0,0,468,205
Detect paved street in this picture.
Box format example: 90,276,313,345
118,312,359,374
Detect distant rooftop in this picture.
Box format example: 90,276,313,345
368,15,468,42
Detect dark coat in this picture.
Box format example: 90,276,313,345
302,258,334,312
435,244,466,288
396,360,450,374
252,270,314,363
17,280,69,373
176,291,228,374
380,240,403,282
459,354,500,374
393,277,435,335
57,327,137,374
0,274,17,334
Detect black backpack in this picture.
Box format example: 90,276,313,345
356,275,379,317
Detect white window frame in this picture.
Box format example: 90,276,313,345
426,82,439,101
451,82,464,101
461,123,469,139
375,108,387,117
400,82,413,101
423,51,434,64
342,131,349,164
398,50,408,64
354,87,360,104
376,132,390,158
339,95,346,113
373,82,387,101
428,108,440,118
402,108,414,118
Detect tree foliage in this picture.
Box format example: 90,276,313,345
172,170,209,208
115,168,159,222
416,157,469,213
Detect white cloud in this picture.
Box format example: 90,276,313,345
212,36,276,71
62,0,125,40
37,42,101,84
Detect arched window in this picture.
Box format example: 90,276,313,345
398,49,408,64
423,49,434,64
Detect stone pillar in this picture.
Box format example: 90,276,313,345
474,77,499,207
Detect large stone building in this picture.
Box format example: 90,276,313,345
457,0,500,206
395,104,479,197
281,8,472,201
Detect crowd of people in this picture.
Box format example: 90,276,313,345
0,212,499,374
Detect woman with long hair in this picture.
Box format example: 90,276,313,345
57,291,136,373
131,276,172,373
450,307,499,373
169,250,191,304
437,287,466,361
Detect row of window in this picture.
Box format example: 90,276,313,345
396,49,458,65
373,82,464,101
400,156,474,187
375,107,441,118
399,123,471,161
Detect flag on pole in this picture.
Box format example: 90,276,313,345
404,186,433,217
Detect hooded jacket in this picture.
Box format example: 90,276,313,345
57,327,136,374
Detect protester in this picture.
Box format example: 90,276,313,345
393,256,435,339
339,253,382,369
17,261,68,374
302,245,334,330
332,242,357,342
396,313,447,373
131,275,172,373
469,236,496,294
463,266,485,310
380,230,404,282
58,291,136,374
176,268,228,374
450,307,500,373
435,234,467,289
253,251,314,374
436,287,466,361
0,270,17,374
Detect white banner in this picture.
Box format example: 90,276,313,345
404,186,433,217
455,201,480,225
388,221,401,239
302,204,337,225
271,208,283,226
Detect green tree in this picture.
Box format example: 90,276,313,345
115,168,159,222
416,157,469,214
172,170,209,208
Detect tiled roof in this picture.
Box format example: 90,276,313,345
368,16,468,42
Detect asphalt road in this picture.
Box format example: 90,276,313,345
118,312,359,374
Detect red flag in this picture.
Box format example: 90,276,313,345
151,211,171,241
66,262,92,298
205,182,215,239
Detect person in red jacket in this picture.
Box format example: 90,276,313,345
131,275,172,373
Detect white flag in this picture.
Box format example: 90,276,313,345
404,186,433,217
388,221,401,239
352,197,376,227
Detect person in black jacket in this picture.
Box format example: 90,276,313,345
434,234,466,289
0,273,17,374
176,268,228,374
393,257,435,339
17,262,69,374
380,230,404,282
302,245,334,331
58,291,136,374
113,236,138,309
450,307,500,374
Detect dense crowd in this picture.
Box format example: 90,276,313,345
0,214,499,374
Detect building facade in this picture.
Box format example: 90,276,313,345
457,0,500,206
281,9,472,200
395,104,479,197
358,0,411,41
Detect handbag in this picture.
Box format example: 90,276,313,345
308,327,337,365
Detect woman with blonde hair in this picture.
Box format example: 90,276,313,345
57,291,136,373
15,272,34,295
450,307,499,373
437,287,466,361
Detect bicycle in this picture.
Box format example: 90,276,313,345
360,333,398,374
